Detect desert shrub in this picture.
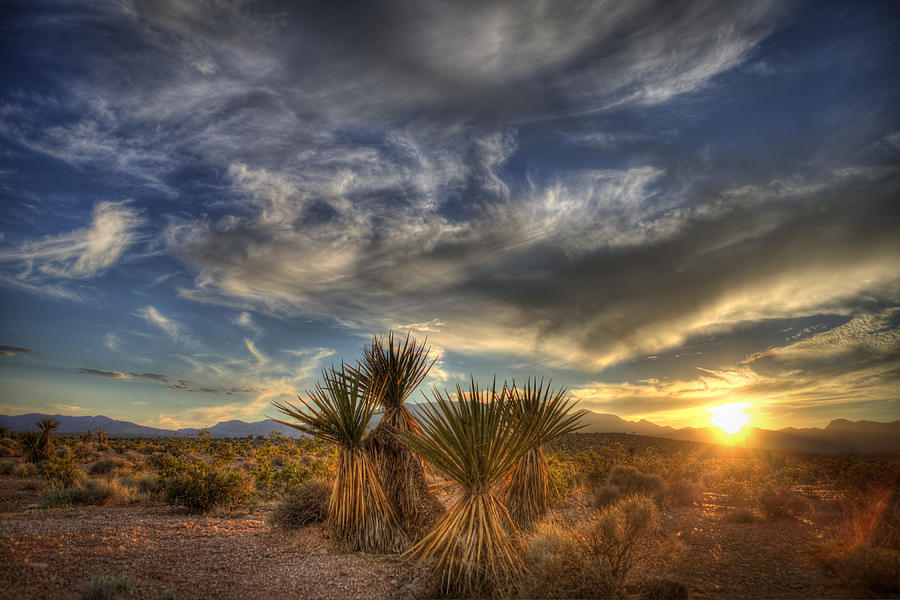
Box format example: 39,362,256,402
161,468,253,513
82,575,131,600
521,522,584,598
41,487,77,509
663,479,703,507
608,465,664,496
40,454,83,488
0,461,16,474
269,479,331,529
594,484,625,508
76,478,134,505
13,462,38,477
89,458,128,476
546,452,578,502
595,465,664,507
155,591,178,600
582,495,661,598
137,475,157,495
0,438,18,457
758,486,810,519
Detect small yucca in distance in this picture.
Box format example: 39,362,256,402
400,379,541,597
356,331,443,538
501,378,584,529
271,364,407,552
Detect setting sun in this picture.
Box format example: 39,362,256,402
708,402,751,434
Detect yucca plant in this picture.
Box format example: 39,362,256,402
501,379,584,529
34,416,59,462
271,365,407,553
400,379,542,597
20,430,41,463
356,331,443,538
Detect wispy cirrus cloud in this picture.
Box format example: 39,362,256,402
135,305,192,345
0,201,141,299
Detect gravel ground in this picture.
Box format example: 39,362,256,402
1,471,865,599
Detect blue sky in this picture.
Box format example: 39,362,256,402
1,0,898,430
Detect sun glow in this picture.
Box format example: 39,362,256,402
708,402,751,434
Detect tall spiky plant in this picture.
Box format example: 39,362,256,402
35,416,59,462
356,331,443,538
501,379,585,529
271,365,407,553
400,379,541,597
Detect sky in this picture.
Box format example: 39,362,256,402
1,0,898,431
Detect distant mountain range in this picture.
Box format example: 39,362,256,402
2,411,899,455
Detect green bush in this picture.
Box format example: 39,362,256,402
269,479,331,529
162,468,254,513
40,455,83,488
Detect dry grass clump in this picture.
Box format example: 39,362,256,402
662,479,703,507
88,458,129,476
40,477,135,508
521,522,585,598
81,574,131,600
269,479,331,530
273,365,406,552
758,486,810,519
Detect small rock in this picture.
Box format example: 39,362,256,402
28,562,49,569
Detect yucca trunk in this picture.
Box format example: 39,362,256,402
367,408,444,539
330,445,407,553
404,490,524,597
501,445,550,530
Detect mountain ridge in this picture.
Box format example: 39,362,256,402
2,411,898,454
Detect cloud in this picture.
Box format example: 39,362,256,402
103,332,121,352
135,305,192,345
78,368,131,380
244,338,267,364
0,345,39,357
0,201,141,298
129,372,169,383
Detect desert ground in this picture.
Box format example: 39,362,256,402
1,431,897,599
